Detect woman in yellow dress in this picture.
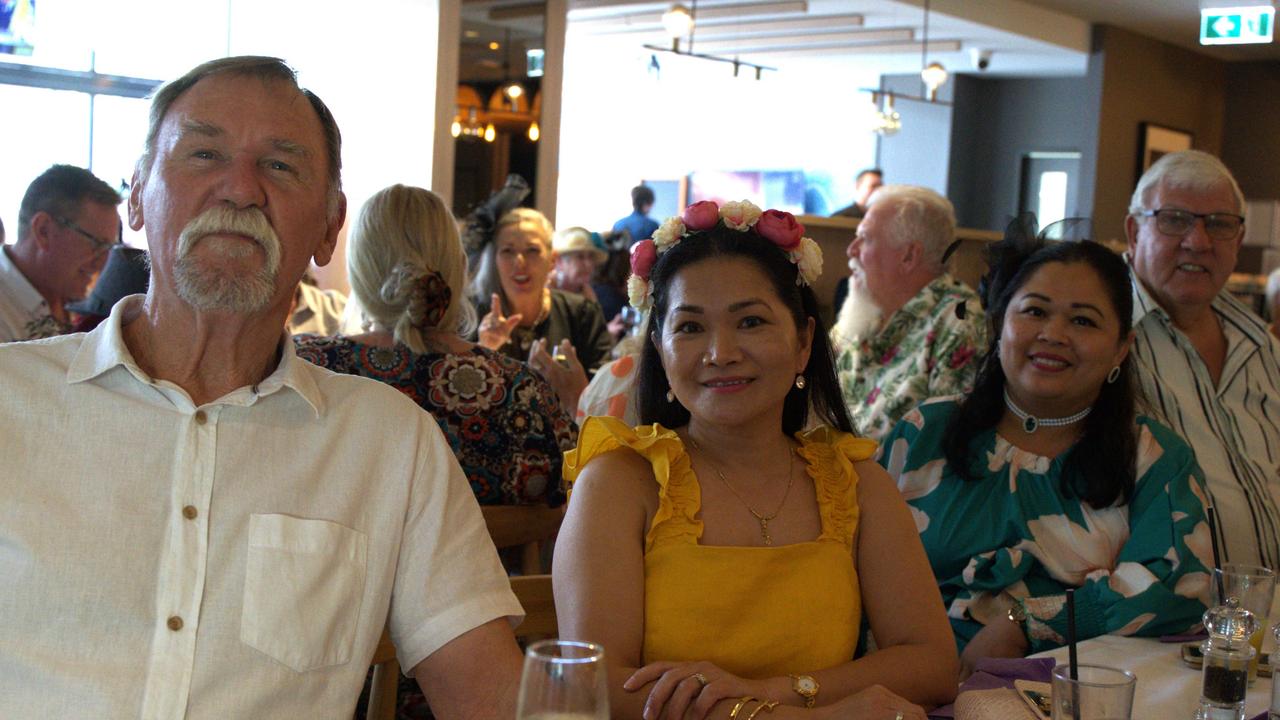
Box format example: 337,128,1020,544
554,201,957,720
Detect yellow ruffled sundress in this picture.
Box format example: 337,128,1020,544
563,416,877,679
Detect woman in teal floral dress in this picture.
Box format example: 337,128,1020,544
878,222,1212,678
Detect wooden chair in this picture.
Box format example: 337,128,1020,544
361,574,558,720
366,627,399,720
511,573,558,640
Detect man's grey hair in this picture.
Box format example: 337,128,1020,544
1128,150,1245,218
17,164,122,244
866,184,956,267
138,56,343,220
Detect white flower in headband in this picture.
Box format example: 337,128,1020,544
651,216,686,251
626,274,651,310
792,236,823,286
719,200,763,230
627,200,822,312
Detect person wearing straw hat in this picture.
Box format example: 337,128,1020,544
878,217,1212,680
550,225,608,303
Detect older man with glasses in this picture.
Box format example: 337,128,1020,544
0,164,122,341
1125,149,1280,568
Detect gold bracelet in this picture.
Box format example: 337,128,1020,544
729,696,758,719
745,700,779,720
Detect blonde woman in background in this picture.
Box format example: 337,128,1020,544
470,208,615,413
294,185,572,556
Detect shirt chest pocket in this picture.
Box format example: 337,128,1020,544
241,514,367,672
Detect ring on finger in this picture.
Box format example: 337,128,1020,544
894,711,904,720
691,671,709,687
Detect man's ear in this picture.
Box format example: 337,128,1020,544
1123,214,1139,255
127,167,146,232
312,192,347,267
28,211,57,252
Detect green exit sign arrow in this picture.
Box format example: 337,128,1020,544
1201,6,1276,45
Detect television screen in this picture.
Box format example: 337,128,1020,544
1,0,35,56
687,170,806,215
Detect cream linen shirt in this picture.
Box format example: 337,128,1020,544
0,295,523,718
0,244,66,342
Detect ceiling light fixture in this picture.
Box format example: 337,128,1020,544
662,4,694,50
644,1,775,79
919,0,948,101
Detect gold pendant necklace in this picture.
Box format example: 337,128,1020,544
688,436,795,545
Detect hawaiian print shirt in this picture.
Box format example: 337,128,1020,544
0,245,70,342
832,273,985,442
294,336,576,507
879,398,1212,654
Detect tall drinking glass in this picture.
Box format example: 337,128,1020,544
1050,664,1136,720
1212,564,1276,685
516,640,609,720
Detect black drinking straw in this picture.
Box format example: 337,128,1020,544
1066,588,1079,680
1066,588,1080,720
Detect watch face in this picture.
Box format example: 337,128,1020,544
796,677,817,694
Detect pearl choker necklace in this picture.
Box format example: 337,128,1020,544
1003,389,1091,433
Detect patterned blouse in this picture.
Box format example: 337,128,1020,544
294,336,575,507
832,273,985,443
878,398,1212,654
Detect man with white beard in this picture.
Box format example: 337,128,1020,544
832,184,986,442
0,57,524,718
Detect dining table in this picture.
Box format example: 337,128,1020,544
1033,633,1273,717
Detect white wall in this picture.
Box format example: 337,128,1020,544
229,0,441,292
556,31,882,231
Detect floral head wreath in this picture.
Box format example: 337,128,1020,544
626,200,823,311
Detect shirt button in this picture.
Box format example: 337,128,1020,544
167,615,184,631
182,505,198,520
194,410,207,425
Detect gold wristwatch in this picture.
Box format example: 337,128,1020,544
790,674,819,709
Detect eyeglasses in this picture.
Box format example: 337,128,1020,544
55,216,120,256
1135,208,1244,242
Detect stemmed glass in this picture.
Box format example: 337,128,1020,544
516,640,609,720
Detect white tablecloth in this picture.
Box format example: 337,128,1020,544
1034,635,1272,717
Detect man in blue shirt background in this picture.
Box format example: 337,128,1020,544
612,184,659,247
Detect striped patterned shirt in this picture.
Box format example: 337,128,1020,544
1129,266,1280,568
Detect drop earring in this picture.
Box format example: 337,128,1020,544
666,389,675,402
794,374,806,389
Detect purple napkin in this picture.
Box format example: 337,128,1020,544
929,657,1057,719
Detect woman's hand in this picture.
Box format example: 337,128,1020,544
814,685,926,720
958,618,1029,681
478,293,523,350
623,660,772,720
528,338,589,416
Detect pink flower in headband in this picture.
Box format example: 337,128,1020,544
755,209,805,251
630,238,657,279
682,201,720,231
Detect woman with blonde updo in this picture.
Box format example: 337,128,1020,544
295,185,573,551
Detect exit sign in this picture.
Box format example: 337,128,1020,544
1201,6,1276,45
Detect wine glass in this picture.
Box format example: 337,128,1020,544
516,640,609,720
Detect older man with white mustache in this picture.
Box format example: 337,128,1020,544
0,56,525,719
1124,150,1280,569
831,184,986,443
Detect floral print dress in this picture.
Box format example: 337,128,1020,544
294,336,576,507
878,398,1213,653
